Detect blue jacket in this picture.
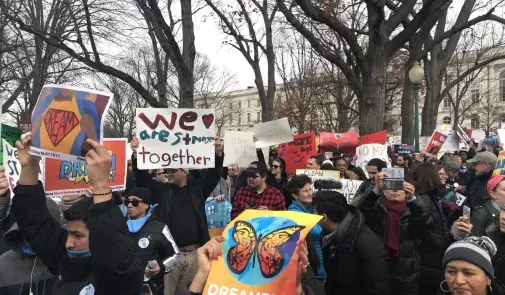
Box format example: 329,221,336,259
288,201,326,279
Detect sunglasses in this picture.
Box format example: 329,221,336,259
271,165,281,169
124,199,145,207
157,172,166,176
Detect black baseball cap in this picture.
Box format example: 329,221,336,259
245,161,268,175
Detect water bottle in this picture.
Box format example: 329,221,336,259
144,260,158,282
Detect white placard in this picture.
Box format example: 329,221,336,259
135,108,215,169
3,139,43,197
339,179,363,203
441,131,459,153
296,169,340,182
498,129,505,145
253,118,293,148
356,144,390,178
223,131,257,167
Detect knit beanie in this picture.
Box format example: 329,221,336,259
442,236,497,278
128,187,153,204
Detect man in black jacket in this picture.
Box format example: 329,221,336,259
466,151,497,209
11,133,144,295
130,136,223,295
314,190,390,295
125,187,179,295
351,158,387,206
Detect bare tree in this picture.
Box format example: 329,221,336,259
465,93,502,136
203,0,277,122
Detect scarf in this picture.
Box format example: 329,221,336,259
382,198,406,259
126,204,158,233
17,239,36,256
67,248,92,258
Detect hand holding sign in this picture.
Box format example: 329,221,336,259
85,139,112,203
130,136,139,153
295,240,308,295
404,181,415,200
189,236,225,293
0,167,8,196
16,133,41,168
214,136,223,157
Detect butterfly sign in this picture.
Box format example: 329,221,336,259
202,210,322,295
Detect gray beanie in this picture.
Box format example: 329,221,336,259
442,236,497,278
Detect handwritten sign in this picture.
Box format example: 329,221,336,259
0,124,23,166
425,131,448,157
28,85,112,161
3,139,44,196
277,133,317,174
253,118,293,148
339,179,363,203
356,144,390,178
135,108,215,169
296,169,340,182
223,131,257,168
43,138,127,196
319,131,359,154
203,210,321,295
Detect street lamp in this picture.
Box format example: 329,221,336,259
409,62,424,152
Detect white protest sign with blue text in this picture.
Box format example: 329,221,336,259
223,131,257,168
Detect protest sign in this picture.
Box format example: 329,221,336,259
223,131,257,167
356,144,390,178
424,131,447,157
457,124,471,151
253,118,293,148
135,108,215,169
319,132,359,154
0,124,23,166
441,131,459,153
43,138,127,196
3,139,44,196
494,151,505,176
393,145,415,156
296,169,340,181
340,179,363,203
359,130,387,145
472,130,486,142
389,136,402,145
28,85,112,161
277,133,317,174
202,209,321,295
498,129,505,145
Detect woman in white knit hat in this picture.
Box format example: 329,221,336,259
440,236,505,295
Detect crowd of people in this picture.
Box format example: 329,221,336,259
2,132,505,295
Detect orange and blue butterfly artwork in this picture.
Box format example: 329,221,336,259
202,210,321,295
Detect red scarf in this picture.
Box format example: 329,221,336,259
382,198,407,259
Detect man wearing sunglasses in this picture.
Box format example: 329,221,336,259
231,161,286,219
130,136,224,295
125,187,179,295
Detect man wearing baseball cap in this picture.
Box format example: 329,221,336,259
466,151,498,209
231,161,286,219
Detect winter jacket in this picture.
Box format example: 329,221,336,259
360,188,432,295
466,170,493,209
351,178,374,206
288,201,325,279
471,200,501,237
418,193,454,291
128,213,179,295
10,182,144,295
486,226,505,292
132,153,223,246
321,206,390,295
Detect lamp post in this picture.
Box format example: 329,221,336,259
409,62,424,152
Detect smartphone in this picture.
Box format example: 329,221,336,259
463,205,471,219
382,168,405,190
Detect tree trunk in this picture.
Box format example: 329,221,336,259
336,104,350,132
359,59,387,135
401,60,415,144
179,0,195,108
421,89,440,136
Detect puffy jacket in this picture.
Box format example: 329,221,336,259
360,188,432,295
418,193,454,291
321,206,390,295
471,200,501,237
288,201,325,279
11,182,144,295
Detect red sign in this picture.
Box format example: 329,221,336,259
319,132,359,155
359,130,387,145
278,133,317,174
425,131,448,157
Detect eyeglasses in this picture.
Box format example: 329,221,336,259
124,199,144,207
271,165,281,169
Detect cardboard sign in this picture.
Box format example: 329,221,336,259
202,210,321,295
223,131,257,168
29,84,112,161
3,139,44,196
393,145,415,156
277,133,317,174
296,169,340,182
356,144,390,178
441,131,459,153
425,131,447,157
253,118,293,148
0,124,23,166
43,138,127,196
494,151,505,176
339,179,363,203
319,132,359,154
135,108,215,169
359,130,387,145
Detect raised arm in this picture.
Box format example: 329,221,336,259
130,136,165,203
0,168,10,223
197,138,224,199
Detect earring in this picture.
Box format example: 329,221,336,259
488,284,493,293
440,280,450,293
